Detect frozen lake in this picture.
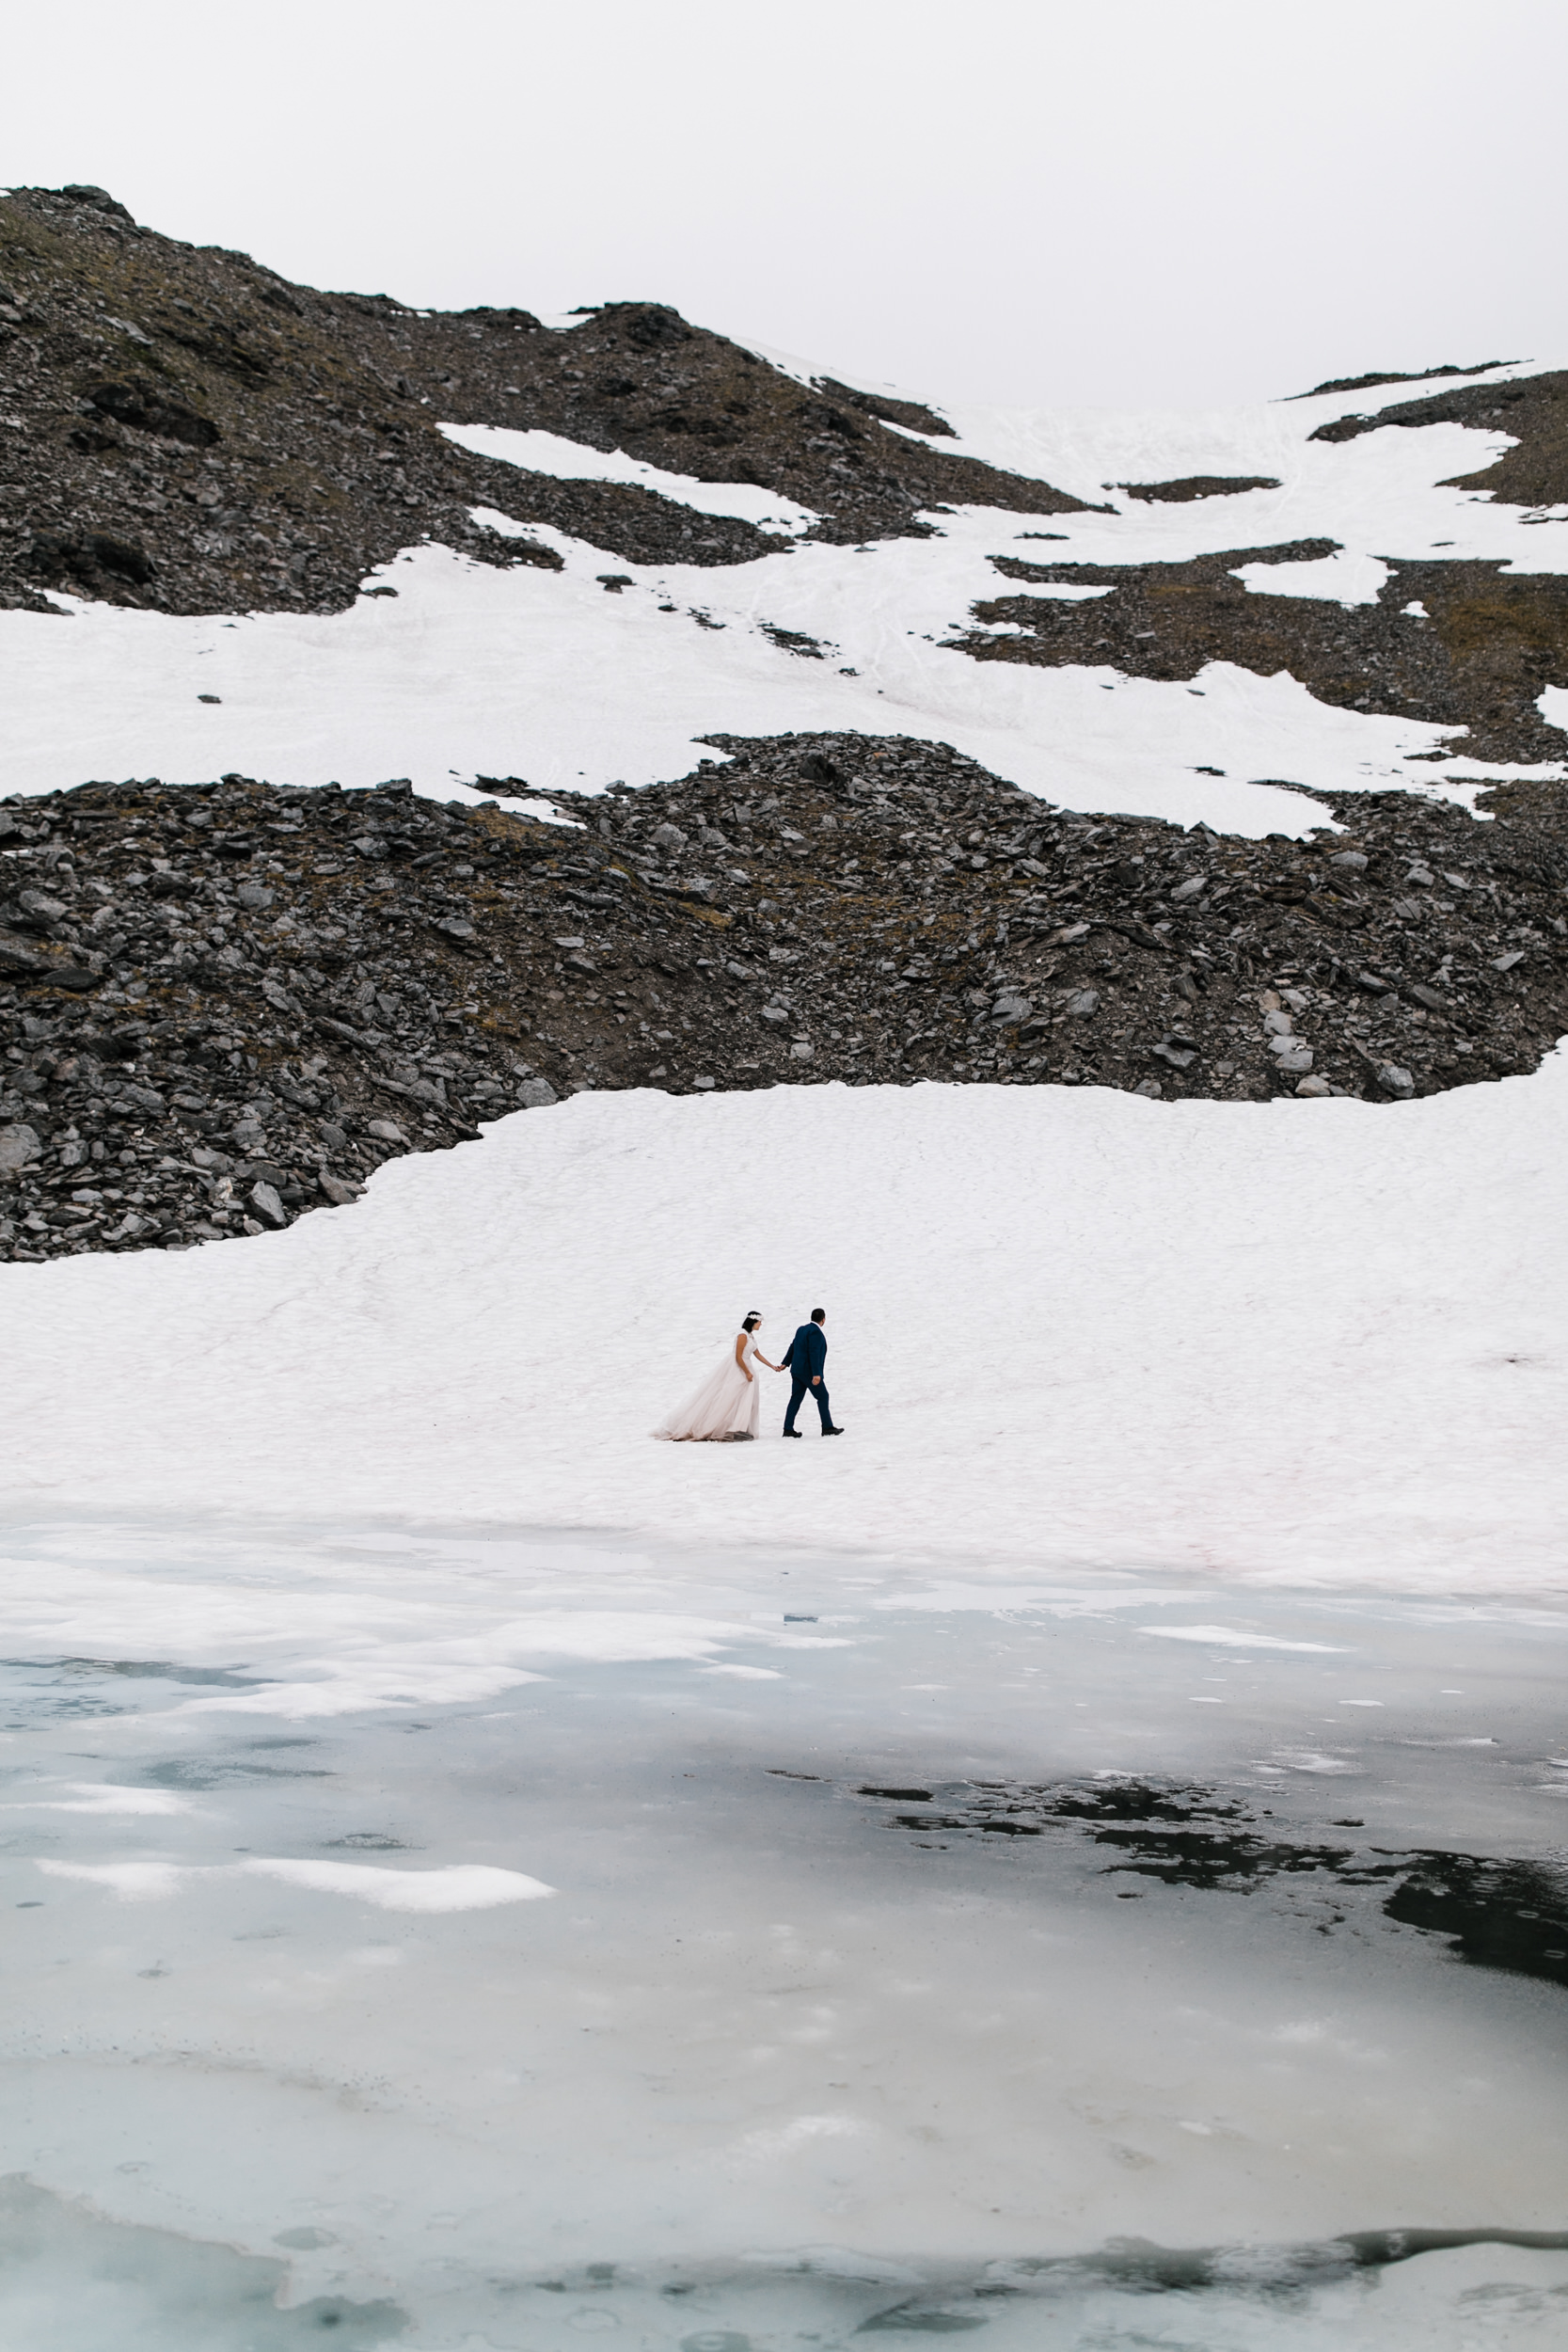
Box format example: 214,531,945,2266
2,1511,1567,2349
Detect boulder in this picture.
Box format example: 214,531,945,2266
0,930,43,975
249,1180,286,1226
0,1123,41,1174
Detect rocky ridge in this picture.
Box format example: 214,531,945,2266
0,183,1085,619
4,746,1566,1263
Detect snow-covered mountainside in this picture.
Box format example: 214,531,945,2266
1,180,1567,1271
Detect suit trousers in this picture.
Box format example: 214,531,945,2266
784,1374,833,1434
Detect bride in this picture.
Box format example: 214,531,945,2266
654,1312,782,1442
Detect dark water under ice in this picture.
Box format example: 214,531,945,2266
1,1512,1565,2347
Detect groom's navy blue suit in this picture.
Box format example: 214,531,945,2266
781,1321,832,1434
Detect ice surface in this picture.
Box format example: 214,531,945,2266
5,1072,1568,1591
3,1514,1568,2348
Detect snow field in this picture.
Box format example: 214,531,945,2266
4,1069,1566,1592
0,361,1562,833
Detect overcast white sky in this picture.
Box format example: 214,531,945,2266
6,0,1564,413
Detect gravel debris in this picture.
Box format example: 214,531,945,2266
4,743,1566,1263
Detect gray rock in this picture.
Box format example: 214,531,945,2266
652,822,687,850
0,1122,41,1173
990,993,1033,1024
317,1168,358,1205
1132,1077,1162,1098
1294,1074,1333,1096
436,915,476,941
516,1078,558,1108
366,1117,406,1141
0,930,44,975
17,889,67,924
1170,874,1206,901
1330,850,1368,871
1066,989,1100,1016
1264,1008,1294,1036
1407,983,1447,1010
1493,950,1526,973
235,883,274,910
1274,1045,1314,1073
1376,1062,1416,1097
353,834,388,860
1151,1034,1198,1070
249,1180,286,1226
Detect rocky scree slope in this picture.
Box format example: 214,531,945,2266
4,745,1566,1263
966,530,1568,769
0,183,1086,617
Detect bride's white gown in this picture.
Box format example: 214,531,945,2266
654,1332,765,1441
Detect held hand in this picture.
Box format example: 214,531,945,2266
811,1375,820,1385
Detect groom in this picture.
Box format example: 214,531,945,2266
781,1309,844,1438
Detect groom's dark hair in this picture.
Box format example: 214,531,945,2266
811,1308,826,1323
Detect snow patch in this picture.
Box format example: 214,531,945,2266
1140,1626,1348,1651
38,1858,555,1909
1232,552,1392,607
441,421,817,534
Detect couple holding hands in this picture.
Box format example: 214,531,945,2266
655,1309,844,1443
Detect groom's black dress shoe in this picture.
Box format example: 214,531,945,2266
783,1430,802,1438
823,1425,846,1436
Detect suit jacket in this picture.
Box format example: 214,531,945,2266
782,1322,827,1382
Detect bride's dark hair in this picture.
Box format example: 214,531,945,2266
741,1311,761,1330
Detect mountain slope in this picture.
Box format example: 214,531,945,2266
0,183,1086,617
3,183,1568,1266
